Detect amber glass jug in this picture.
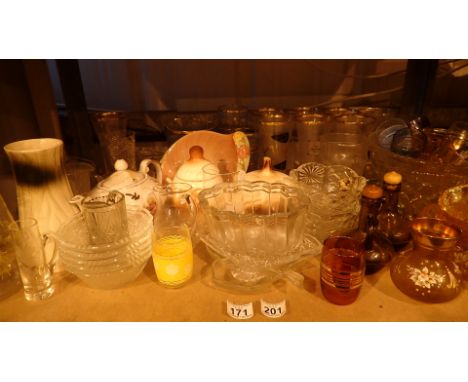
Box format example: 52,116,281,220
390,218,463,303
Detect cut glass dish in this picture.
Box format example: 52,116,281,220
290,162,366,242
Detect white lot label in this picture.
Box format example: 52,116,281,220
226,301,254,320
261,299,287,318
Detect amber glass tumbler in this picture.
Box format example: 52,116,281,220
320,236,365,305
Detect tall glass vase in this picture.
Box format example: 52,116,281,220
4,138,78,271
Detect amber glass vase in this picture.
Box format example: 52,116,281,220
390,218,463,303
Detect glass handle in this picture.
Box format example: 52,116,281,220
69,195,85,211
43,233,58,274
185,193,197,229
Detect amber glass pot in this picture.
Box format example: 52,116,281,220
390,218,463,303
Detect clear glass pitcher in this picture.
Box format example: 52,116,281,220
151,183,197,288
152,183,197,230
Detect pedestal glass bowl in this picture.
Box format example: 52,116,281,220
289,162,366,242
198,181,321,289
54,208,153,289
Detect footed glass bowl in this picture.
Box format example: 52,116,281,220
198,181,320,288
289,162,366,242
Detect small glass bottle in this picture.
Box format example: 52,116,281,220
377,171,411,251
352,183,395,275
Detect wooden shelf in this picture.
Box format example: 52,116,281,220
1,243,467,322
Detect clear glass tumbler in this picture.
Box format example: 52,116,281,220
8,219,55,301
295,112,327,165
65,157,97,195
319,132,367,175
320,236,365,305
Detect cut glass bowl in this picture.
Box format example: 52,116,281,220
289,162,366,242
55,208,153,289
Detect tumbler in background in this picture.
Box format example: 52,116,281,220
218,105,260,172
254,108,292,172
332,112,375,135
65,157,97,196
92,112,136,172
319,132,367,175
294,111,328,166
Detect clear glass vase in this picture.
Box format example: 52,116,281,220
390,218,463,303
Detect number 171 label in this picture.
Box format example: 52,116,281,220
226,301,254,320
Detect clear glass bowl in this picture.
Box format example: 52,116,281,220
54,208,153,289
198,181,320,287
289,162,366,242
369,120,468,214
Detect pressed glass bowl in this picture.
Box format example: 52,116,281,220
198,181,321,287
289,162,366,242
54,208,153,289
368,120,468,214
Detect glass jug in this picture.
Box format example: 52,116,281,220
151,183,197,288
390,218,463,303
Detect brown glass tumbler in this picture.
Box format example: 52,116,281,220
320,236,365,305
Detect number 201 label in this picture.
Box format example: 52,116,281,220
261,299,286,318
226,301,254,320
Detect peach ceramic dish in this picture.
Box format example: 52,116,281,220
160,130,250,183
